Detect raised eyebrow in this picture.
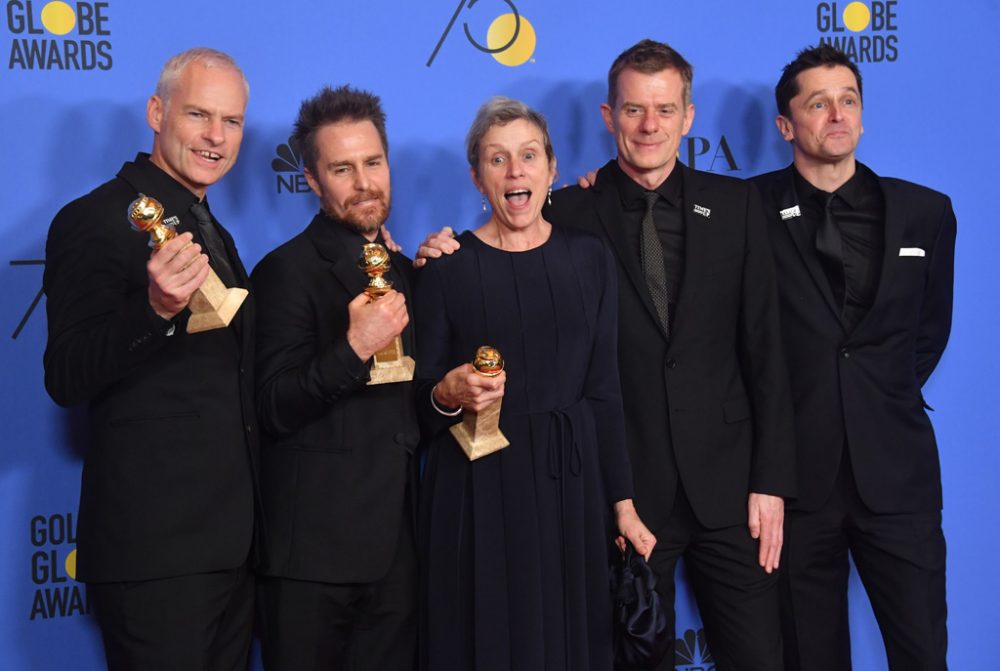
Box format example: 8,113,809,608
805,86,860,103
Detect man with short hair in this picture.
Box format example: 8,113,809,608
251,85,418,671
752,44,954,670
417,39,796,670
43,47,257,669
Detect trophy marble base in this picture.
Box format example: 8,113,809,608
368,335,416,385
449,400,509,460
186,269,249,333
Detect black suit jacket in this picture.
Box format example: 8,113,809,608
43,153,257,583
752,164,956,513
547,161,796,531
252,213,419,584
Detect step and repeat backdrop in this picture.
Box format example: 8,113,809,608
2,1,997,668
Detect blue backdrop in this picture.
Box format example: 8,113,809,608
2,1,997,668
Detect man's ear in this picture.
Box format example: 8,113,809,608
303,167,322,199
600,103,615,135
146,96,164,134
776,115,794,142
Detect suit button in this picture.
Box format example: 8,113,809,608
841,348,850,359
245,424,253,433
394,432,407,445
665,359,677,369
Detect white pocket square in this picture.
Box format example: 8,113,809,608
899,247,925,257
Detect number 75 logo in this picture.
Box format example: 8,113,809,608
426,0,537,67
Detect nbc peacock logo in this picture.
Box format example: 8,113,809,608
272,136,312,194
675,628,715,670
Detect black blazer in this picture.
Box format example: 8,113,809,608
752,164,956,513
43,154,257,583
548,161,796,531
252,213,419,584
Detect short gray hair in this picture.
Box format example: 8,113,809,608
465,96,555,175
154,47,250,108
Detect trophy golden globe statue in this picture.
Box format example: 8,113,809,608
358,242,416,385
449,345,509,460
127,193,248,333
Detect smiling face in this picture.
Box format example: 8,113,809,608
777,64,863,170
601,66,694,190
472,118,556,234
304,120,391,239
146,62,247,198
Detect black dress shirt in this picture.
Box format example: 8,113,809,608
611,161,685,321
794,164,885,331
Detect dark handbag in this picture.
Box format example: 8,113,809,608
610,540,671,669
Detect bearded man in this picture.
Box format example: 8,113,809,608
251,85,419,671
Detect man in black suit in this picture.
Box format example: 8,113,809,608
752,45,954,670
416,39,796,670
43,48,257,669
251,85,418,671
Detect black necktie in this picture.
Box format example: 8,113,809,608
190,201,238,287
815,192,846,313
639,191,669,335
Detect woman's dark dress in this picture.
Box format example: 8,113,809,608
415,227,633,671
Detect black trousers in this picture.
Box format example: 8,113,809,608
257,519,417,671
88,564,254,671
618,486,783,671
781,454,947,671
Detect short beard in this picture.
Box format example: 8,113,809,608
328,189,390,236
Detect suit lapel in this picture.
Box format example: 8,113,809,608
301,214,366,299
592,166,667,338
772,168,845,327
853,171,903,334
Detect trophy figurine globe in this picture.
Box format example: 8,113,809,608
449,345,509,460
358,242,416,385
127,194,248,333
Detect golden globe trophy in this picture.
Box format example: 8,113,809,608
358,242,415,385
128,194,248,333
449,345,509,460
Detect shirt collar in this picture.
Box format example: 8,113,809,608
313,209,388,251
611,159,684,210
792,161,877,210
118,152,203,217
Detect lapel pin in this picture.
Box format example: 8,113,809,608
779,205,801,220
692,204,711,218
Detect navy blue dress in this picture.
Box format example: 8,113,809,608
415,227,633,671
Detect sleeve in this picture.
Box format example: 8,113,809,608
43,197,177,407
413,260,462,438
252,251,371,439
915,195,957,388
738,182,797,498
585,241,634,504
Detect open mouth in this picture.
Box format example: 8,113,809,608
505,189,531,206
195,150,222,162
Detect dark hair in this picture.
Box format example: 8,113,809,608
293,85,388,174
466,96,555,175
607,39,693,107
774,44,863,118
